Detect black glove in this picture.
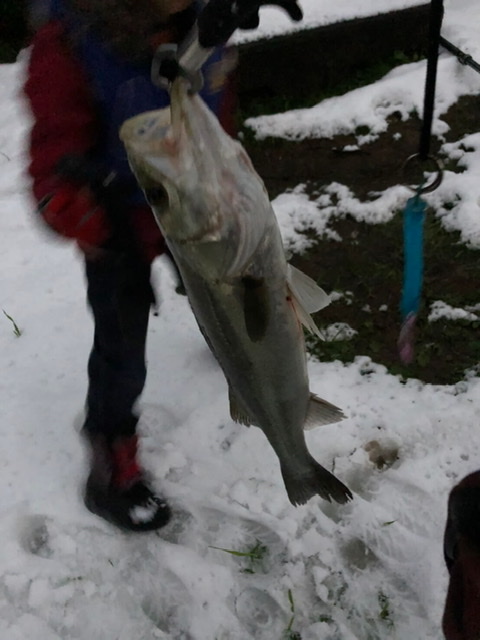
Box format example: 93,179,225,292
55,154,133,212
54,154,136,251
197,0,303,48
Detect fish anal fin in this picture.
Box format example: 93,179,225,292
228,385,255,427
288,297,323,339
304,394,346,430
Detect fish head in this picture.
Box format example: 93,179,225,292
120,78,275,277
119,92,221,243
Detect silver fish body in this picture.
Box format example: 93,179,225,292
120,79,352,505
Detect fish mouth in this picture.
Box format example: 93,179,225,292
120,78,191,153
120,107,185,189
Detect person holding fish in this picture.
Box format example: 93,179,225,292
23,0,303,532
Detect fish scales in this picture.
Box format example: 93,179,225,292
120,78,352,506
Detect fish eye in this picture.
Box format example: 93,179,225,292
144,186,167,206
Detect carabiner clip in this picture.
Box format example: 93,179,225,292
402,153,443,195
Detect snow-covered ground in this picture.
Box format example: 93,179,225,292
1,2,480,639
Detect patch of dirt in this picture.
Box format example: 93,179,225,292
244,95,480,384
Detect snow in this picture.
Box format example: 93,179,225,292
429,300,479,323
1,1,480,638
320,323,358,342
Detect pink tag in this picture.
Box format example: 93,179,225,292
398,313,417,365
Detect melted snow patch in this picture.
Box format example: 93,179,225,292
321,322,358,341
428,300,479,322
330,291,355,305
272,183,409,254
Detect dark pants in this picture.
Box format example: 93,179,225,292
82,251,154,442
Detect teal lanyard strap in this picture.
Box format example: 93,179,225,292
398,0,444,364
398,194,426,364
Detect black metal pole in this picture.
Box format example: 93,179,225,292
440,36,480,75
419,0,444,160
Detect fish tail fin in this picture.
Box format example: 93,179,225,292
282,460,353,506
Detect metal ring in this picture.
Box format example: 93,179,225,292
402,153,444,194
151,43,205,94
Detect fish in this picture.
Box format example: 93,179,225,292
119,78,352,506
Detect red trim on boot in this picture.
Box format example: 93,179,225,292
111,435,143,490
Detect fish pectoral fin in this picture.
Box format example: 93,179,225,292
304,393,347,430
228,386,255,427
242,276,269,343
287,264,330,338
287,264,331,313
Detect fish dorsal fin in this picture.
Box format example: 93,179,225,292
287,264,331,338
228,385,255,427
304,394,346,430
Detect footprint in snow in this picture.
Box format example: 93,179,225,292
198,507,287,573
373,477,441,538
158,506,196,545
234,587,288,638
339,536,380,571
140,568,193,638
18,514,52,559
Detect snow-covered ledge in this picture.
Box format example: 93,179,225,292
232,0,428,45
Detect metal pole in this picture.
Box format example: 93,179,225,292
419,0,444,160
440,36,480,75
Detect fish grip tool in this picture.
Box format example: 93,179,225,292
151,0,303,92
151,24,213,93
398,0,444,365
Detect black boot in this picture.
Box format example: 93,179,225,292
83,433,171,532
